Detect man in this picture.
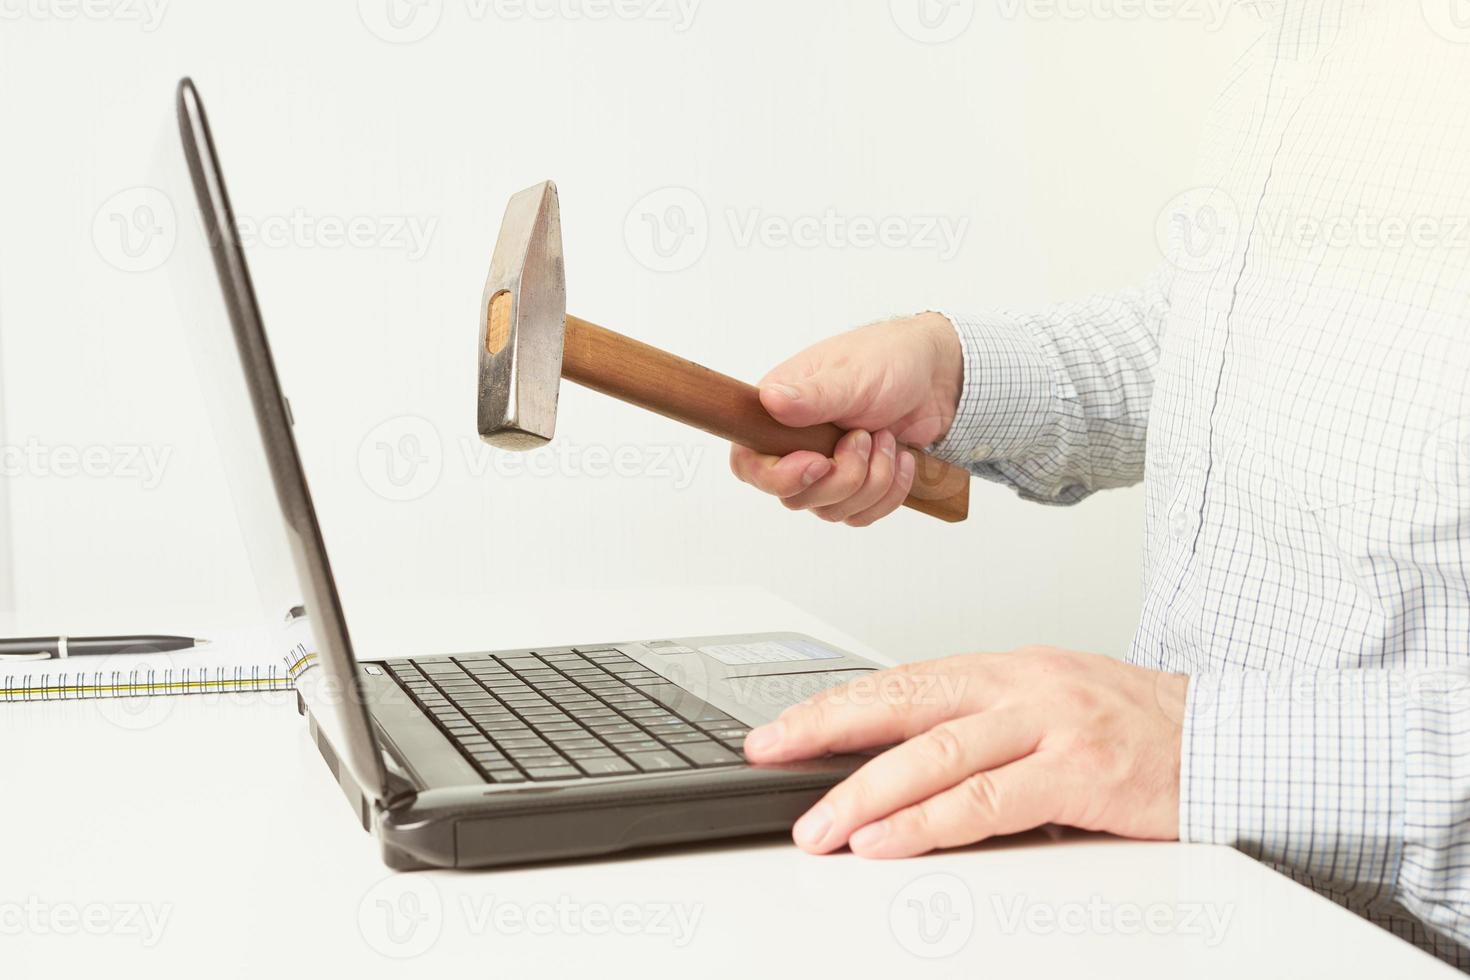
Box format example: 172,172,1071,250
735,1,1470,967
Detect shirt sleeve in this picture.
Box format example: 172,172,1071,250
1181,668,1470,959
928,265,1172,505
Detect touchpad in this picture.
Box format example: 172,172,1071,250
724,669,877,711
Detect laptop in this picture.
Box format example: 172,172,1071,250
168,78,880,869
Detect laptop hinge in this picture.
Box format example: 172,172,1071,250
379,769,419,811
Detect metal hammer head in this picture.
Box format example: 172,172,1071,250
478,180,566,450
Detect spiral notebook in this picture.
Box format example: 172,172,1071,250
0,643,318,702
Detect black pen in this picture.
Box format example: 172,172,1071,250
0,635,211,663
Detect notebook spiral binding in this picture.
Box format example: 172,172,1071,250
0,643,319,702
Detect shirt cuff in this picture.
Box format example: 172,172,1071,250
927,311,1058,468
1179,670,1406,900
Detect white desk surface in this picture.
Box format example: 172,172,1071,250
1,587,1455,978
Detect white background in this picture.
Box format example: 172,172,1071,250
0,0,1261,661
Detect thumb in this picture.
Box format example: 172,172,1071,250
758,371,861,427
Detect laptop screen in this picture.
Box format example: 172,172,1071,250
156,78,389,801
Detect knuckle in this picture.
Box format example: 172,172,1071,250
960,771,1004,819
852,467,892,510
829,772,873,820
897,458,917,492
1060,683,1100,714
1020,645,1074,673
895,799,933,839
829,463,866,497
916,723,969,770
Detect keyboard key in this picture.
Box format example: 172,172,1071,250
417,661,467,675
604,733,661,749
547,737,599,750
588,722,638,735
496,736,549,750
699,719,748,733
623,707,674,720
641,719,694,733
672,741,742,767
660,730,714,744
565,749,619,764
525,766,580,780
626,751,692,772
507,745,562,759
679,705,735,725
574,756,637,776
486,770,528,783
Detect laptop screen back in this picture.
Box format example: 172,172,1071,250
159,78,389,801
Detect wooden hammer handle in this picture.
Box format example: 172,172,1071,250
561,315,970,522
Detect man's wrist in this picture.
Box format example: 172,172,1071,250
914,311,963,442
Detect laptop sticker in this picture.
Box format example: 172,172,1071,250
699,639,842,666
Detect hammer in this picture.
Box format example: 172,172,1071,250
476,181,971,523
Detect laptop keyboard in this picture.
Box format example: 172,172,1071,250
384,648,753,783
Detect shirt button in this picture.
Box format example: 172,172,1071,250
969,445,993,463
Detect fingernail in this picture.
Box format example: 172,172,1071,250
899,451,915,477
879,431,896,458
801,460,831,486
853,430,872,461
766,383,801,400
744,721,785,756
792,804,833,849
849,820,888,851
